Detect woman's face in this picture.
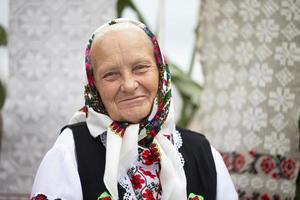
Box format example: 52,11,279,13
91,27,159,123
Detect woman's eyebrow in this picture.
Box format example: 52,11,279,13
131,58,153,65
98,66,119,73
95,63,120,76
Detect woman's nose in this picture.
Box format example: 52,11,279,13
120,76,138,93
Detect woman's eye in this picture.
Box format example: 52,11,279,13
134,65,149,73
103,72,119,80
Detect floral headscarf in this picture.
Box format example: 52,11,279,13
84,19,171,144
73,18,186,199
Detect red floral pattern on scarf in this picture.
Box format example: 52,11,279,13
128,145,162,200
141,143,160,165
142,189,155,200
131,174,145,189
139,168,156,178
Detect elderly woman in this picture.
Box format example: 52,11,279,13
31,18,237,200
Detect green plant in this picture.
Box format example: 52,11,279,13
116,0,202,127
169,63,201,127
0,25,7,46
0,81,5,110
0,24,7,110
0,24,7,153
117,0,147,25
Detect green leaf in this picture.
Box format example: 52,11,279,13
169,63,202,127
116,0,147,25
0,81,6,110
0,25,7,46
188,193,204,200
97,191,112,200
169,63,202,105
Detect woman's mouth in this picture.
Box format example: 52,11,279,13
118,96,147,105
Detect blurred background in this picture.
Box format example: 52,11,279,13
0,0,299,199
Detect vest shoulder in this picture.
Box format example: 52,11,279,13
176,127,217,199
176,126,208,145
60,122,87,133
176,126,213,157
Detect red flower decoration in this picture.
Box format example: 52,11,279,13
260,193,270,200
149,129,157,137
110,121,125,137
97,191,112,200
141,150,155,165
233,153,245,172
31,194,48,200
101,197,111,200
280,159,296,178
260,156,275,175
149,144,160,157
142,189,155,200
131,174,145,189
141,144,160,165
139,168,156,178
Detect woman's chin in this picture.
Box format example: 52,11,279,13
118,108,150,123
122,113,147,124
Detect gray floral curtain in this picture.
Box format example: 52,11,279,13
0,0,116,195
191,0,300,199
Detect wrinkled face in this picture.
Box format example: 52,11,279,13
91,27,159,123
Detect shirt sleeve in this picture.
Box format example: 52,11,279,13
31,128,83,200
211,145,238,200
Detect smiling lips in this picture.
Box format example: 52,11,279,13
118,95,147,106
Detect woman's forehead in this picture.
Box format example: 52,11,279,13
93,23,152,45
90,26,155,68
95,22,142,36
91,26,154,56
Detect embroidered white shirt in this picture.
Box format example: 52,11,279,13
31,127,238,200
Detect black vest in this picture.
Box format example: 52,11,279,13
61,122,216,200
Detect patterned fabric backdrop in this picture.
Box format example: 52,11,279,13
0,0,116,194
190,0,300,199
